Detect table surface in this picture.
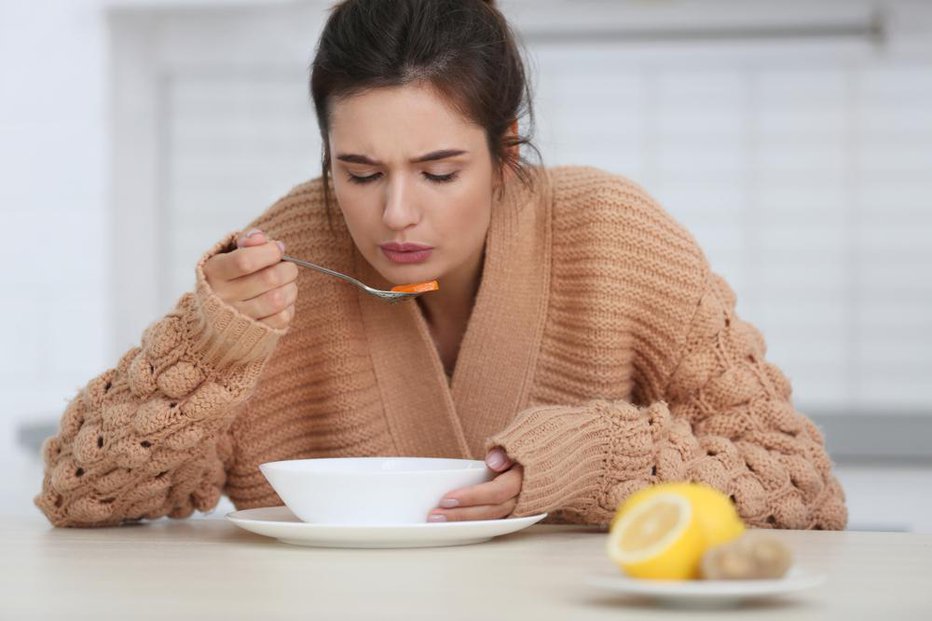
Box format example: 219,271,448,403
2,515,931,620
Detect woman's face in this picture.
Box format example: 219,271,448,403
329,83,496,286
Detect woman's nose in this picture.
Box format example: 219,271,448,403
382,178,420,230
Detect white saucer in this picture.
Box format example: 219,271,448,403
227,506,548,548
587,568,825,608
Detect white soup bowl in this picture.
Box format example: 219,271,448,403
259,457,493,525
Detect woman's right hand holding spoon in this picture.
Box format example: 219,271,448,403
203,228,299,329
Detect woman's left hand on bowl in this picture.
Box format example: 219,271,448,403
427,447,523,522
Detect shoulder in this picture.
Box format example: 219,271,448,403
546,165,708,276
547,165,647,206
250,177,329,234
547,166,692,241
245,177,352,265
545,166,715,368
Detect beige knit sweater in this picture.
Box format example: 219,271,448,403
35,166,847,529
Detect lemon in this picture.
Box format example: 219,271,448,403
607,492,706,580
607,482,746,580
678,484,745,547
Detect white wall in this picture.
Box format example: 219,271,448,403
0,0,291,517
0,0,111,512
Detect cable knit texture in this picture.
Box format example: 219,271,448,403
35,166,847,530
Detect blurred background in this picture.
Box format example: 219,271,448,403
2,0,930,530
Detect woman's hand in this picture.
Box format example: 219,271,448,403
428,447,523,522
203,228,298,329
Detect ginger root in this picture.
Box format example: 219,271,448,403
700,532,793,580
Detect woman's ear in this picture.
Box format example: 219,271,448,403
506,119,519,167
498,119,520,188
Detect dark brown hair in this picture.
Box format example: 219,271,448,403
310,0,540,214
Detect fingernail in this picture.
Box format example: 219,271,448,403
486,449,506,470
276,240,286,254
245,228,262,238
439,498,459,509
428,513,447,523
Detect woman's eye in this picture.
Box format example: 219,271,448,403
424,171,458,183
347,173,381,184
346,171,457,184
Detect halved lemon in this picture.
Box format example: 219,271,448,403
678,484,745,548
614,482,746,549
607,492,707,580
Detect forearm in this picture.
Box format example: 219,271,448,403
35,234,285,527
489,397,846,529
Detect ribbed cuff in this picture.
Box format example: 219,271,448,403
487,400,660,522
189,232,287,371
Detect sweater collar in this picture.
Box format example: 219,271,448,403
354,169,552,459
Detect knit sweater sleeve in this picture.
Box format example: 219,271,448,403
34,233,286,527
487,272,848,530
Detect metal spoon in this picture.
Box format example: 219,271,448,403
282,255,425,302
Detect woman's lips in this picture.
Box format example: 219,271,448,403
379,242,434,265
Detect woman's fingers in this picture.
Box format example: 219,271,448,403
485,446,514,472
205,236,284,282
260,304,295,329
223,261,299,303
234,281,298,321
447,466,522,507
202,228,299,329
428,497,517,522
429,465,523,522
236,229,267,248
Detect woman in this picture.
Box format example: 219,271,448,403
36,0,846,529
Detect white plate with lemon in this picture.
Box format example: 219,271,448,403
593,482,824,608
587,568,825,608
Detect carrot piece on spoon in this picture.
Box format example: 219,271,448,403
390,280,440,294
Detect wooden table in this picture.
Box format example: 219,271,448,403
2,516,931,620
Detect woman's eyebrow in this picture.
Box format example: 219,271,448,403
335,149,468,165
412,149,468,163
